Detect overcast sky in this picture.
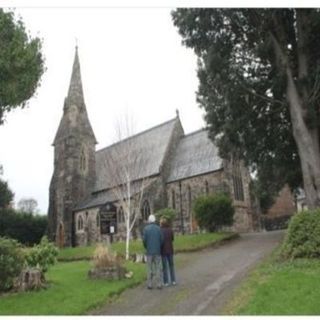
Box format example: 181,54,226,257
0,7,204,213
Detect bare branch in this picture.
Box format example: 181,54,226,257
100,112,154,259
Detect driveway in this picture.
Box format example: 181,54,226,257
91,230,284,315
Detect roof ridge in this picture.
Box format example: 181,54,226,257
96,116,178,153
183,127,207,138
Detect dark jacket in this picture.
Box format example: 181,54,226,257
161,226,174,255
143,223,163,255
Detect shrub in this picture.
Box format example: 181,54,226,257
0,208,47,245
0,237,25,292
154,208,176,225
93,243,123,269
281,209,320,259
193,193,235,232
25,236,59,274
262,215,292,231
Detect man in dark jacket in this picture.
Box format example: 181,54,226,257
143,214,163,289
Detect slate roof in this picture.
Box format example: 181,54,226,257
74,120,224,211
75,178,158,211
167,129,223,183
74,190,115,211
93,117,178,192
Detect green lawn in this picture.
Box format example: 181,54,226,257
57,245,96,261
1,232,235,315
0,260,145,315
174,232,235,252
58,232,236,261
224,255,320,315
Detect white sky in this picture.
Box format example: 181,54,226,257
0,7,204,213
1,2,316,214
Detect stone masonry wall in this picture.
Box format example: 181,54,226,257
75,207,100,246
166,170,226,234
222,158,253,232
157,117,185,210
166,160,254,234
74,176,165,246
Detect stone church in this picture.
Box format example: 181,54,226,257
48,48,255,247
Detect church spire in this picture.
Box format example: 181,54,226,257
66,46,85,109
53,46,97,146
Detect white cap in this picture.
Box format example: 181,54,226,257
148,214,156,223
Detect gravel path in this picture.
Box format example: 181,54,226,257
91,230,284,315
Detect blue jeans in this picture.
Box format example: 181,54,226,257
162,254,176,284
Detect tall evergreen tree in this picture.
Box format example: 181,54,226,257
0,9,44,124
172,9,320,208
0,178,13,209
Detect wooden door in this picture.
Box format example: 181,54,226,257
57,222,64,248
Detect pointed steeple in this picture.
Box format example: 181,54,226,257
65,46,85,109
53,46,97,145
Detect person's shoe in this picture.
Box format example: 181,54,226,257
172,281,176,286
147,286,152,290
164,283,169,287
157,286,162,290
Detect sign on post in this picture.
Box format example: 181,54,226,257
99,203,117,235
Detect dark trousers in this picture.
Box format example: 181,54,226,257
162,254,176,284
146,255,162,288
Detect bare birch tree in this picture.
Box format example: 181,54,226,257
102,114,154,260
17,198,39,214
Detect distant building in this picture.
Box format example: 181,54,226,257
265,185,296,218
262,185,297,231
48,48,256,247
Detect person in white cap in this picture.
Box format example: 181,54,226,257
143,214,163,289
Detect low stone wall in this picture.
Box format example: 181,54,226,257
262,214,292,231
88,266,127,280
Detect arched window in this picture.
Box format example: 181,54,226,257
172,189,176,209
79,149,86,171
141,200,151,221
205,180,209,195
77,215,84,230
232,158,244,201
118,206,125,223
188,185,192,217
96,213,100,227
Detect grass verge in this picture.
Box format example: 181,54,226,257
0,232,237,315
0,260,145,315
223,249,320,315
58,232,236,261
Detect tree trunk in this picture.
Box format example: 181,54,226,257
15,268,44,292
125,178,131,260
270,11,320,209
125,215,130,260
286,67,320,209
